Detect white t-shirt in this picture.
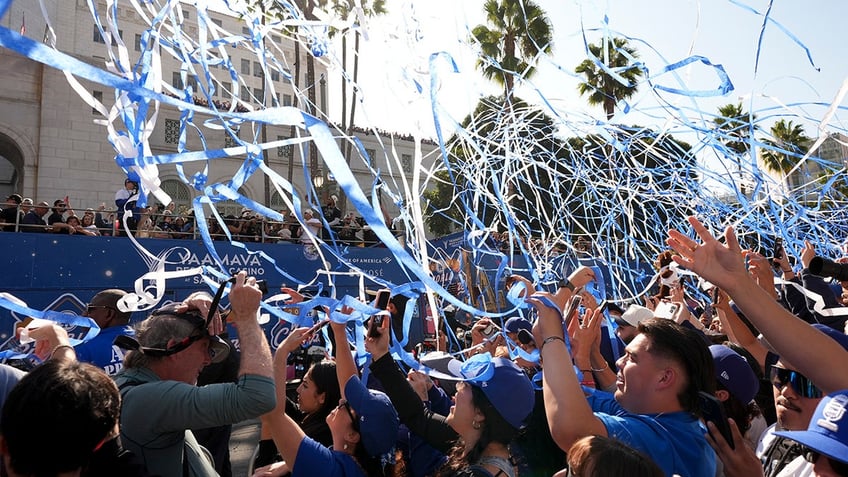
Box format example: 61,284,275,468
300,216,322,243
757,424,813,477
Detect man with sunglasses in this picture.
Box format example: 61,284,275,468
114,271,276,477
757,324,848,477
775,389,848,477
75,288,135,375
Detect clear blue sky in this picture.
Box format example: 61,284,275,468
346,0,848,141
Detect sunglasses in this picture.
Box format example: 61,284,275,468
804,449,848,475
769,365,823,399
85,304,114,314
338,399,359,431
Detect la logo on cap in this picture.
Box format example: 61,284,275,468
817,394,847,432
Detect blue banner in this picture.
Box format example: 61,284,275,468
0,233,409,352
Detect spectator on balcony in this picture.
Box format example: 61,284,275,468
338,213,361,246
20,198,32,216
61,215,98,236
115,178,138,234
157,210,174,232
298,209,322,245
0,194,22,232
81,209,101,235
320,195,342,239
19,201,51,233
170,215,187,239
47,199,72,226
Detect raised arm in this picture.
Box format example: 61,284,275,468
528,291,606,452
668,216,848,393
713,289,768,370
260,327,311,471
365,313,459,453
225,272,274,379
329,310,358,399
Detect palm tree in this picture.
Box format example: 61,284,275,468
244,1,304,198
575,37,643,120
761,119,810,175
714,103,757,156
714,103,758,195
298,0,321,201
471,0,553,102
329,0,387,214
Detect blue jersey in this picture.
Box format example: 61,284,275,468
588,391,716,477
292,436,365,477
75,325,134,375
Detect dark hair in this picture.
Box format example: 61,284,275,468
718,342,763,436
566,435,663,477
1,360,121,475
439,385,519,476
352,447,405,477
637,318,715,415
715,380,760,435
301,360,341,430
51,199,66,213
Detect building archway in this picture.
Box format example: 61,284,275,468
159,178,193,214
0,132,24,198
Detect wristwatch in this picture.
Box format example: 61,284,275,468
558,278,575,291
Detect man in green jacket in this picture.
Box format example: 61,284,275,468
115,271,276,477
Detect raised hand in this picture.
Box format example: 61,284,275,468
667,217,748,294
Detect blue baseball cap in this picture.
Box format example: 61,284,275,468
471,357,535,430
344,375,400,458
775,390,848,464
504,317,532,334
418,353,535,429
710,345,759,405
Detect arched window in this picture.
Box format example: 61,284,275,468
270,190,288,213
160,179,193,214
217,186,250,217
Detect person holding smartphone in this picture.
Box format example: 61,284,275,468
706,345,760,449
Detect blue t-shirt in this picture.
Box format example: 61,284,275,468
292,436,365,477
588,391,716,477
75,325,134,375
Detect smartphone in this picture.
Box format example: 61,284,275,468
564,294,583,323
367,289,392,338
653,301,680,320
771,238,784,269
773,238,784,261
480,321,500,339
699,391,735,449
598,300,609,314
375,289,391,310
710,286,720,306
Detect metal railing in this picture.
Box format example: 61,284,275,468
1,205,400,247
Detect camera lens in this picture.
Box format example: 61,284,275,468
809,256,848,282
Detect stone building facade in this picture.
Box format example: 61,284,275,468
0,0,437,219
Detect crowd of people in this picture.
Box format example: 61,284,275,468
0,189,398,247
1,218,848,477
